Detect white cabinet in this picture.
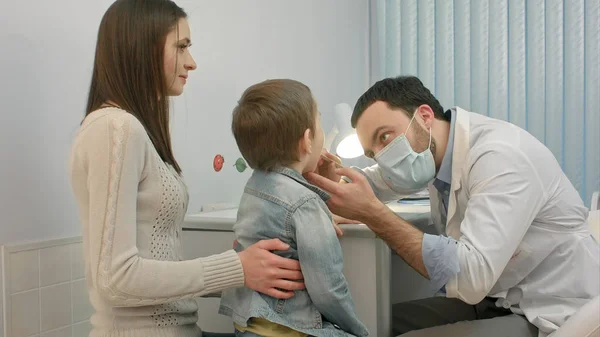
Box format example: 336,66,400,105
180,227,388,335
180,203,432,336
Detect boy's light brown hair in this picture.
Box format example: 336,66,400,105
232,79,317,171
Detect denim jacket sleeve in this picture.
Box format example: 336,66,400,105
292,197,369,337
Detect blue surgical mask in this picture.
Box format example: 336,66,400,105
374,113,436,194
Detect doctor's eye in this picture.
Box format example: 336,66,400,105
380,132,391,144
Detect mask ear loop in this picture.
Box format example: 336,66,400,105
409,110,432,150
404,112,417,135
428,124,432,149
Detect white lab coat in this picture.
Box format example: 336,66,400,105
361,107,599,337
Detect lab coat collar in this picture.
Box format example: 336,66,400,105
449,107,471,192
436,109,455,185
444,107,471,237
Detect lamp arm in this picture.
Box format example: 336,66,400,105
323,125,340,152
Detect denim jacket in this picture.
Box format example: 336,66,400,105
219,167,369,337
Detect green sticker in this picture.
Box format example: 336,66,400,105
234,157,247,172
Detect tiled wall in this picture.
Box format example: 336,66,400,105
2,237,93,337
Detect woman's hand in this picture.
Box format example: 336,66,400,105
238,239,305,299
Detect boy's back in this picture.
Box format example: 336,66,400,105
220,167,368,337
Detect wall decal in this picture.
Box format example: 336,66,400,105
213,154,224,172
234,157,247,173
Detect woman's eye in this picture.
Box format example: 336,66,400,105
178,44,189,51
380,132,391,143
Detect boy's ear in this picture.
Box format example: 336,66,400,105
301,128,312,154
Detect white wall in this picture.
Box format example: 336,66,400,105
0,0,111,245
0,0,370,244
171,0,371,212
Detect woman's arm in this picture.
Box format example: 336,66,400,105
71,112,304,306
71,113,245,307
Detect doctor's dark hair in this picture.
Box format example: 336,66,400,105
351,76,447,127
85,0,187,173
232,79,317,171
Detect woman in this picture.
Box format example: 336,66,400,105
68,1,304,336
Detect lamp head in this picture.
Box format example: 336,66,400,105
328,103,363,159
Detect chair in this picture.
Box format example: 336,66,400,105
550,296,600,337
591,191,599,211
551,194,600,336
589,191,600,241
589,209,600,242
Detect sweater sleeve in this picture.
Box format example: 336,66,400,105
70,112,245,307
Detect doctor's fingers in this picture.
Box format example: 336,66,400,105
332,213,361,225
334,167,366,184
321,149,342,162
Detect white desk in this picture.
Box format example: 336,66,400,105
181,202,431,337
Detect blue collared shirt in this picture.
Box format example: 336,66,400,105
422,109,461,293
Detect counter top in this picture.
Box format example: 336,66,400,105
183,201,431,238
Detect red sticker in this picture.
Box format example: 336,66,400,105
213,154,224,172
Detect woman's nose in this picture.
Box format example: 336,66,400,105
185,55,197,71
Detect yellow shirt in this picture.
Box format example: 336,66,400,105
234,318,307,337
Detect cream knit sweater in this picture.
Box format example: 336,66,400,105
69,108,245,337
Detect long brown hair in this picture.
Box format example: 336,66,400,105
86,0,186,173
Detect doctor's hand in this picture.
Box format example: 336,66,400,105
331,213,362,237
238,239,305,299
306,167,381,223
312,149,342,182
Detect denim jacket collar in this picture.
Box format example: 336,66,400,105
270,166,331,202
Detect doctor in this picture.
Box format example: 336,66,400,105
307,76,599,337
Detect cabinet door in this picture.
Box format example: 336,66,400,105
181,229,236,333
339,236,380,336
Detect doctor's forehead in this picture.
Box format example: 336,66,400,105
355,101,409,131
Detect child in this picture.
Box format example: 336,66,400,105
219,79,369,337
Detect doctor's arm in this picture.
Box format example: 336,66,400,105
305,168,431,279
307,145,546,303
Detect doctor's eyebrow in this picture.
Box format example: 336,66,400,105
371,125,391,144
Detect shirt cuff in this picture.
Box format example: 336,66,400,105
422,233,461,292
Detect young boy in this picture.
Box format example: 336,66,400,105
219,79,369,337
